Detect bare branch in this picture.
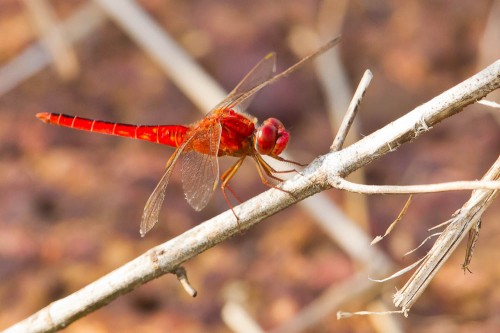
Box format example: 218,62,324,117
94,0,227,112
3,60,499,333
478,99,500,108
23,0,79,79
332,178,500,194
393,156,500,314
0,3,105,96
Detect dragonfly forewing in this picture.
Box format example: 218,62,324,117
207,52,277,116
181,122,222,211
140,135,194,236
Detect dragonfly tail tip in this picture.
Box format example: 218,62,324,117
36,112,50,122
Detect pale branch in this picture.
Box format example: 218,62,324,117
478,99,500,108
23,0,79,79
393,156,500,314
175,266,197,298
0,3,105,96
3,60,499,333
332,178,500,194
322,60,500,181
331,69,373,151
94,0,227,112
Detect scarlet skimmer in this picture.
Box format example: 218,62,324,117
36,36,341,236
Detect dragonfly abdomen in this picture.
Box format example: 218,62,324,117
36,112,188,147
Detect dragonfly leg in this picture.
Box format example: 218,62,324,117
260,154,305,177
224,184,243,204
253,154,298,200
269,154,307,167
220,156,246,227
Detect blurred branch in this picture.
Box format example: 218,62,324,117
93,0,227,113
270,270,382,333
3,58,499,333
316,0,371,228
221,282,266,333
0,2,105,96
222,303,265,333
478,0,500,123
23,0,79,79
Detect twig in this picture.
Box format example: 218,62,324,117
337,310,404,319
371,195,412,245
332,178,500,194
175,266,197,297
403,232,441,257
369,256,429,284
478,99,500,108
315,0,371,228
331,69,373,151
3,59,499,333
270,271,383,333
393,156,500,315
222,302,265,333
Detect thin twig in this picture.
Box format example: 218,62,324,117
403,233,441,257
331,178,500,194
175,266,197,297
371,195,412,245
331,69,373,151
270,271,384,333
478,99,500,108
337,310,404,319
315,1,372,228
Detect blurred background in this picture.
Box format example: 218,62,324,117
0,0,499,332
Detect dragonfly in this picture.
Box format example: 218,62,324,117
37,36,341,236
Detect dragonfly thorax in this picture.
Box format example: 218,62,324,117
255,118,289,156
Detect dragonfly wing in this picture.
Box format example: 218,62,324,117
140,137,193,236
210,52,277,114
227,52,276,111
181,122,222,211
224,37,342,112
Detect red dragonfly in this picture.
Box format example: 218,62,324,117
37,36,341,236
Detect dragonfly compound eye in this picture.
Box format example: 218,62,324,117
256,118,289,155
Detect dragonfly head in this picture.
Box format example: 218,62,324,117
255,118,289,156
